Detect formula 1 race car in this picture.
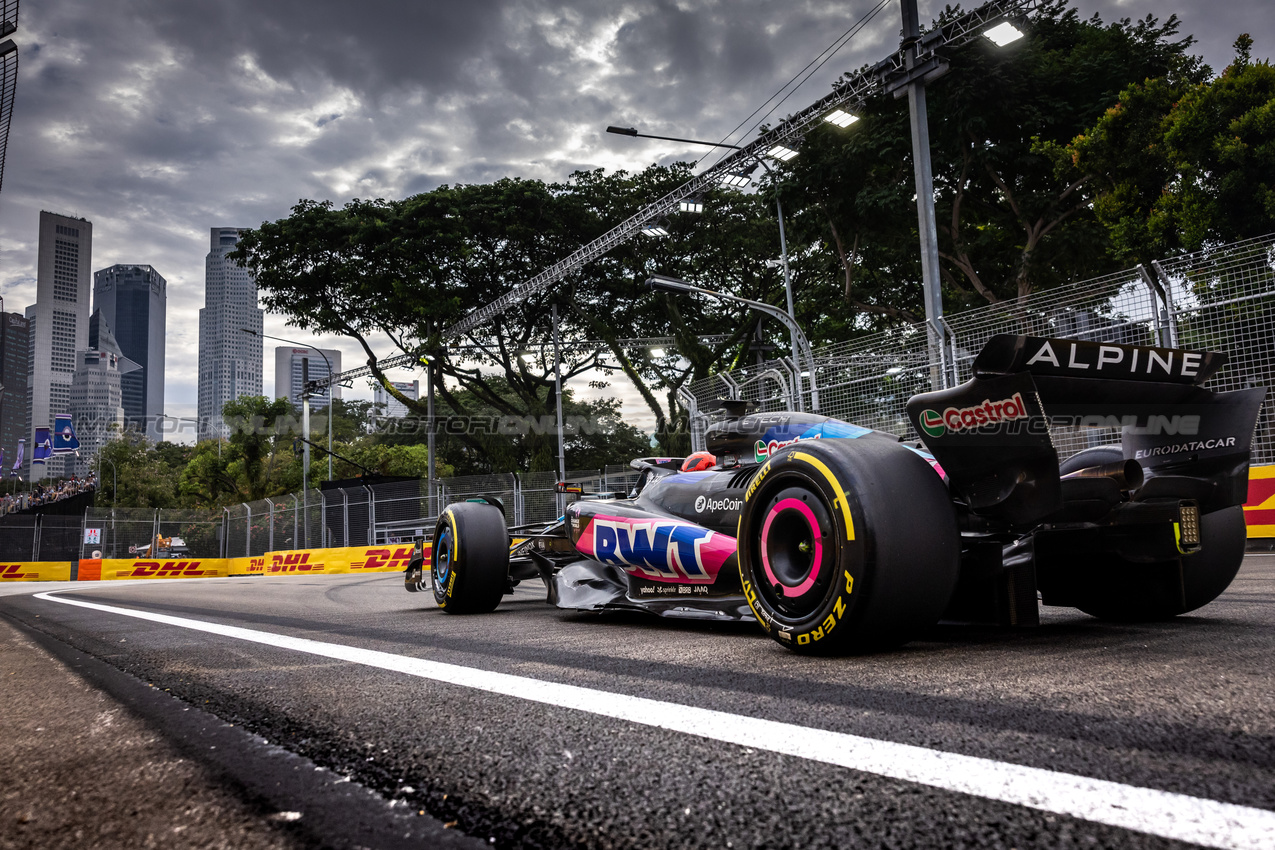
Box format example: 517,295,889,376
404,334,1264,653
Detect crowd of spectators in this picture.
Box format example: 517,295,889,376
1,473,97,515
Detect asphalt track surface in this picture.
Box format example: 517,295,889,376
2,556,1274,849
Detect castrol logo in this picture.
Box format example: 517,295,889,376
919,393,1028,438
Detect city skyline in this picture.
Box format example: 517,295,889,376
0,1,1262,437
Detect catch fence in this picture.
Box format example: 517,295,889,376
685,234,1275,463
17,235,1271,564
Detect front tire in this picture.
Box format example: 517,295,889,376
738,439,959,653
432,502,510,614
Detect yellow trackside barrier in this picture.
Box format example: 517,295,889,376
0,562,73,582
1244,465,1275,538
96,559,230,580
244,543,433,577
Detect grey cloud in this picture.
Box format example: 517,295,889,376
0,0,1265,425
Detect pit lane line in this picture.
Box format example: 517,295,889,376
34,589,1274,850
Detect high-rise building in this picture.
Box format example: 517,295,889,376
27,211,92,480
197,228,263,439
373,380,420,419
92,264,166,440
71,310,140,476
273,346,342,410
0,311,29,466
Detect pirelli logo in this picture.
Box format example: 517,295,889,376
267,552,325,574
0,564,39,580
350,546,415,572
121,561,218,579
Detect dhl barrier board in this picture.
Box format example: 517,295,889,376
96,559,230,580
1243,465,1275,537
0,562,73,582
231,544,432,576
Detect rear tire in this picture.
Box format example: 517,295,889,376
1059,445,1246,620
432,502,510,614
1074,506,1246,621
737,439,959,653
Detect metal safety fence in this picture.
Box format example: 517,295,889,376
21,235,1270,565
685,234,1275,463
209,466,642,559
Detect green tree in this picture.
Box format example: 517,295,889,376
234,165,784,458
1073,34,1275,260
179,396,301,504
777,0,1206,324
95,436,191,508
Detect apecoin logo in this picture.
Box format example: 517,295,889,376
694,495,742,513
920,393,1028,438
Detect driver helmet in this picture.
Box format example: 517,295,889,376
681,451,718,472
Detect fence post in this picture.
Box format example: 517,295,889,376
32,515,40,561
342,488,349,548
1150,260,1181,348
267,498,275,552
245,502,252,557
1138,263,1174,347
365,484,376,545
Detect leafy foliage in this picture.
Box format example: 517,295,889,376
1073,34,1275,261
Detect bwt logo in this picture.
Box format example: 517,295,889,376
124,561,214,578
589,518,732,582
268,552,323,573
352,546,415,571
0,564,38,580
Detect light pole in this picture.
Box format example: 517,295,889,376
240,329,334,483
607,125,807,402
647,275,819,411
159,414,210,454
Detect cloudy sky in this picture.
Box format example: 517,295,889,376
0,0,1263,438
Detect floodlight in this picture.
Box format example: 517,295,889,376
767,144,798,162
719,172,751,188
649,348,667,359
678,199,704,214
983,21,1024,46
520,351,536,363
823,109,859,128
886,366,903,375
641,223,670,237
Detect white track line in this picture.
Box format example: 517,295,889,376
35,590,1275,850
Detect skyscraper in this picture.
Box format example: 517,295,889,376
273,346,342,410
197,228,263,439
92,264,166,441
27,211,92,480
373,380,420,419
0,310,29,465
71,310,139,476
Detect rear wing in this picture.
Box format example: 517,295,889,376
906,335,1264,524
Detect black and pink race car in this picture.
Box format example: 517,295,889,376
405,334,1263,654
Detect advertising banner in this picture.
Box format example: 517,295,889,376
240,544,433,577
97,559,230,580
1243,465,1275,537
0,562,73,582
